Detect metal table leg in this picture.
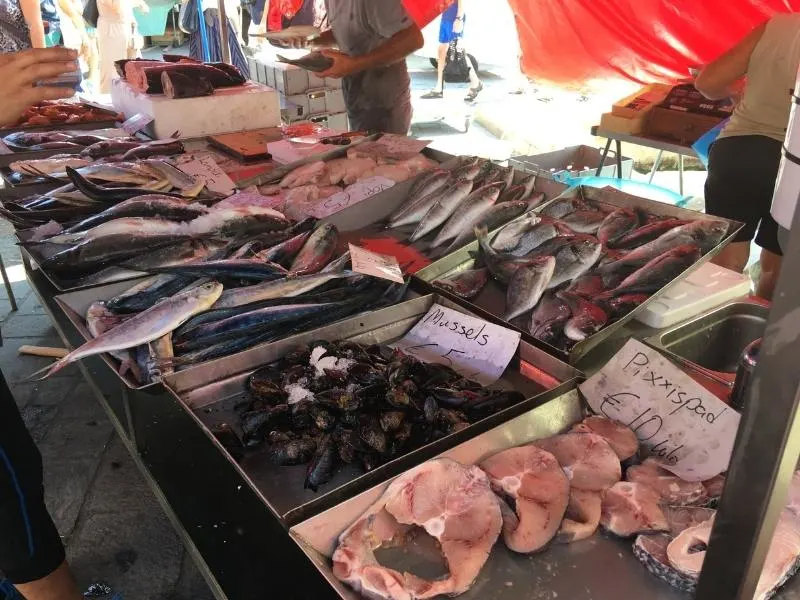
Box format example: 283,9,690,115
615,139,623,179
678,154,685,196
596,138,613,176
648,149,664,184
0,254,17,311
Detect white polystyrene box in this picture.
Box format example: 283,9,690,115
111,79,281,139
634,262,752,329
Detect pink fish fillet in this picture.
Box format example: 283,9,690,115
570,415,639,461
600,481,669,538
332,458,501,599
325,157,377,185
556,489,602,543
626,458,708,506
280,161,331,188
480,445,570,553
534,432,621,491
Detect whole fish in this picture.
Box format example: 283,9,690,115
142,160,204,195
75,164,157,185
145,258,288,281
561,210,607,234
504,256,556,320
518,173,537,199
429,182,503,248
547,237,603,289
320,250,351,273
491,213,542,252
10,157,90,176
257,230,311,266
85,302,142,382
122,240,221,271
539,198,590,219
34,282,223,379
80,140,142,159
494,166,515,190
406,169,451,204
432,268,489,300
213,272,358,309
289,223,338,276
530,292,571,346
608,220,729,269
106,273,195,314
601,293,650,320
120,140,184,161
611,218,691,249
188,206,290,237
387,171,453,228
409,179,475,242
602,244,701,298
452,162,483,182
59,198,208,235
43,217,185,245
475,225,550,284
597,207,641,246
507,222,573,257
65,167,184,203
442,200,530,255
557,291,609,342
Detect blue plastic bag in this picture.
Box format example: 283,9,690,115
692,118,730,168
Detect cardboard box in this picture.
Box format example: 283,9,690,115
612,84,671,119
646,107,723,145
287,88,346,117
599,112,647,136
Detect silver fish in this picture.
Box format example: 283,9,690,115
388,171,453,228
35,282,223,379
75,164,156,185
492,213,543,252
188,206,290,237
320,250,351,273
59,196,208,235
547,237,603,289
519,173,537,199
409,179,475,242
142,160,204,195
10,156,90,175
504,256,556,320
539,198,589,219
507,222,570,257
47,217,185,245
214,272,357,309
432,267,488,299
560,210,607,234
85,302,142,382
441,200,530,255
429,182,503,248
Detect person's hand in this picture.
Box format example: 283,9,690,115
0,48,78,127
452,17,464,35
317,49,363,79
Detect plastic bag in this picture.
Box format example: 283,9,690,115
692,119,729,168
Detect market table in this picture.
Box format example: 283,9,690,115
591,125,701,195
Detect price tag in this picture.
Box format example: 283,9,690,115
578,339,740,482
178,155,236,195
305,176,395,218
121,113,154,135
393,303,521,386
349,244,404,283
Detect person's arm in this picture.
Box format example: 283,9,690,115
318,24,423,78
20,0,46,48
56,0,84,29
453,0,464,34
695,22,766,100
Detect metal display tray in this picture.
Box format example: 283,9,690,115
162,294,582,525
415,185,743,365
289,389,686,600
0,118,120,135
0,127,133,167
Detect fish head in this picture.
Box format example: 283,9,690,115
189,281,225,306
696,219,731,248
573,237,602,260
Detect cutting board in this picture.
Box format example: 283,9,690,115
208,128,283,162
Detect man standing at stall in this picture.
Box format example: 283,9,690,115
281,0,423,133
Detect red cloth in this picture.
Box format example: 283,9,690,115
507,0,800,84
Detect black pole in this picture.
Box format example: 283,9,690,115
696,192,800,599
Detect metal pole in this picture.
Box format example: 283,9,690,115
218,0,232,64
197,0,211,62
695,190,800,599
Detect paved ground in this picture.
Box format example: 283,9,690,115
0,228,213,599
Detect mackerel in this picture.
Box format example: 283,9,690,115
213,272,358,309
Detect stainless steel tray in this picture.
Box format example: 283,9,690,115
163,294,582,525
415,185,744,365
289,389,686,600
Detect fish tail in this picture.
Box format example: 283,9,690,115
29,356,71,380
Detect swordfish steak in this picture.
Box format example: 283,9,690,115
480,445,570,553
332,458,501,599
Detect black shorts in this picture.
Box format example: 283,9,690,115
704,135,783,255
0,372,65,584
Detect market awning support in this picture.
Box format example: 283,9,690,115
695,190,800,599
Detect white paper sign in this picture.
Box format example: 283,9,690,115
349,244,404,283
376,133,431,156
578,339,740,482
178,155,236,195
393,303,521,386
121,112,154,135
305,176,395,218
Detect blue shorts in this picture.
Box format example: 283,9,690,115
439,3,464,44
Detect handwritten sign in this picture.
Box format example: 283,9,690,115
121,113,154,135
393,303,521,386
349,244,404,283
305,176,395,218
178,155,236,195
578,339,740,482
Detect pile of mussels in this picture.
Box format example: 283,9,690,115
226,340,524,491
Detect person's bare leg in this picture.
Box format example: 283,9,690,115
13,561,82,600
755,248,782,301
467,52,480,88
710,241,750,273
435,42,446,92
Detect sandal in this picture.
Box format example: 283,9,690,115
464,82,484,102
421,90,443,99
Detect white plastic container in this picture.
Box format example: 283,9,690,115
635,262,752,329
111,79,281,139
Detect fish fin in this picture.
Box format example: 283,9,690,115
29,356,71,380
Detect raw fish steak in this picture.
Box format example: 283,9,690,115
480,445,570,553
600,481,669,538
634,533,698,594
534,432,621,491
627,459,708,506
332,458,501,599
570,415,638,462
556,489,602,543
